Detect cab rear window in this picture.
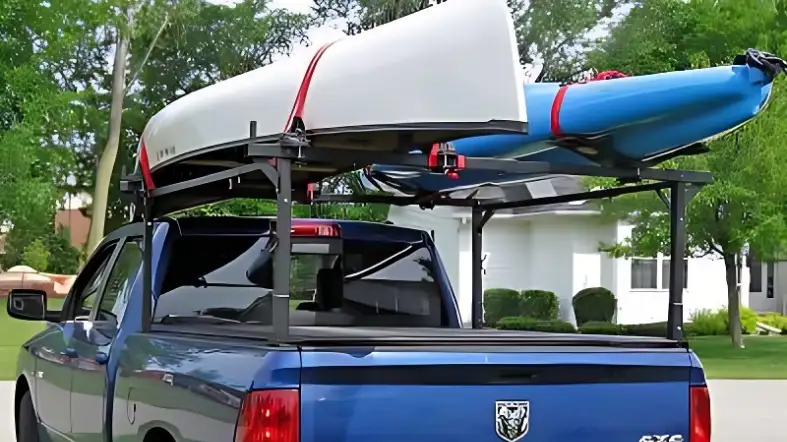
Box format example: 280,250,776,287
155,234,446,327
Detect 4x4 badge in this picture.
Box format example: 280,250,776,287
495,400,530,442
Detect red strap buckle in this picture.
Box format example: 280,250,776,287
427,143,465,179
306,183,316,201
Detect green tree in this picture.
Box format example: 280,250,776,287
0,0,109,236
311,0,631,81
76,0,312,238
588,0,787,348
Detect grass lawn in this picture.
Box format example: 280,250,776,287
689,335,787,379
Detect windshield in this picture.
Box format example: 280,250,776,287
154,234,446,327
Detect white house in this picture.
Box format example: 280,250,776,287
387,176,787,326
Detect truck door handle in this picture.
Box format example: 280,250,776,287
61,348,78,358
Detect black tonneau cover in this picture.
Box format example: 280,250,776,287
152,324,684,349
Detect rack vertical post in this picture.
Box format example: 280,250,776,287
471,205,484,328
667,182,690,341
141,196,153,333
273,156,293,341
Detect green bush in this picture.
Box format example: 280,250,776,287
496,316,577,333
22,239,50,271
689,309,727,336
717,306,758,335
759,313,787,334
579,321,625,335
484,289,522,326
45,228,82,274
622,322,669,337
519,290,559,320
620,321,703,338
739,307,759,335
572,287,616,325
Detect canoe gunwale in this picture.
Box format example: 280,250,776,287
148,119,529,174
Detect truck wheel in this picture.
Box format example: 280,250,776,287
17,391,40,442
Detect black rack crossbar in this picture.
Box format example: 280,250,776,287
128,129,712,342
247,141,713,184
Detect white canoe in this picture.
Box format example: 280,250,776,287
139,0,527,178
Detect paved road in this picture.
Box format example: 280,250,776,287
1,380,784,441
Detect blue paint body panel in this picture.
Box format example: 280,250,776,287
370,63,775,192
297,349,696,442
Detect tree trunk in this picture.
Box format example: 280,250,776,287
723,252,744,348
85,12,134,253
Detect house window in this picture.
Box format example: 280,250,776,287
767,261,775,298
661,258,689,289
631,256,688,290
631,258,658,289
749,257,763,292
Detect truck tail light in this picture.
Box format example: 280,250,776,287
235,389,299,442
291,223,340,237
690,385,711,442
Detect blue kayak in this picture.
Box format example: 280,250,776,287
367,49,786,193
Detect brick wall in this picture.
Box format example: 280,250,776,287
54,209,90,250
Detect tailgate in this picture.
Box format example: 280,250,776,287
298,348,695,442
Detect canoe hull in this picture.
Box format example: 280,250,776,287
140,0,527,174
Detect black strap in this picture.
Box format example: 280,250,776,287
733,48,787,79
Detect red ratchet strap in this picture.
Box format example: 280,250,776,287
428,143,465,179
282,41,338,133
138,139,156,191
269,41,337,167
550,69,629,138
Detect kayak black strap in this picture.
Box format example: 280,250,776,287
734,48,787,79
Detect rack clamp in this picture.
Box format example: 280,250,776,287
427,142,465,179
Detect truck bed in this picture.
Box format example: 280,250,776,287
129,325,702,442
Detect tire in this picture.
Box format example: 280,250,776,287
17,391,40,442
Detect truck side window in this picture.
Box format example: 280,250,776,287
96,238,143,327
72,245,117,319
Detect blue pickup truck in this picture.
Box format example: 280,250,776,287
8,215,710,442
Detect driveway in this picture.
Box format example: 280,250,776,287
710,380,786,442
0,380,784,441
1,381,12,442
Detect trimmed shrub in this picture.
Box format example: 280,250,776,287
520,290,559,320
623,322,669,337
496,316,577,333
484,288,522,326
689,309,727,336
572,287,616,326
619,321,696,338
579,321,625,335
